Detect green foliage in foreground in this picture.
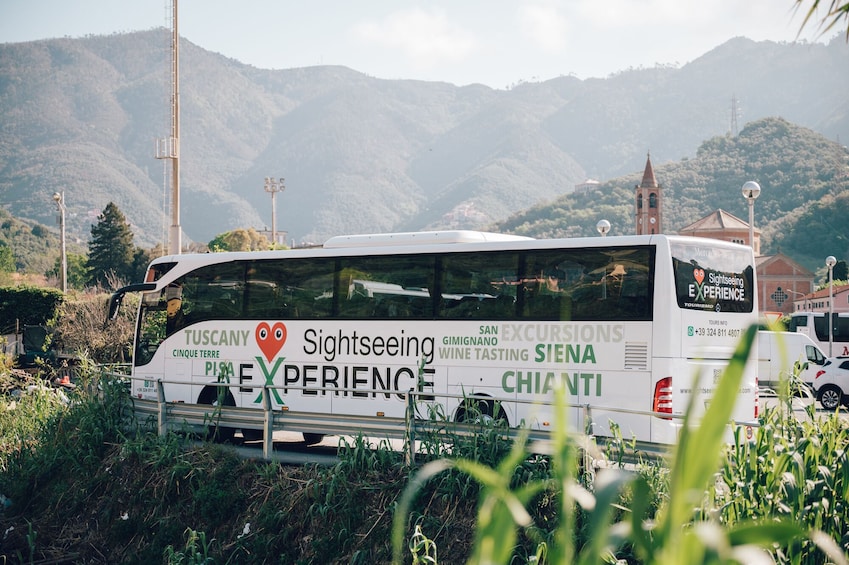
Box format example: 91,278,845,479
393,325,849,565
2,329,849,563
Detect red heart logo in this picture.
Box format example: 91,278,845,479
693,268,705,285
256,322,287,362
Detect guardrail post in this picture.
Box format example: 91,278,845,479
262,387,273,460
405,391,416,466
583,403,593,436
582,403,594,481
157,379,167,437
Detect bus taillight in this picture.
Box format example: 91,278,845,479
754,377,759,418
653,376,673,416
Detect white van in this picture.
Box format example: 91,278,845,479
757,330,828,390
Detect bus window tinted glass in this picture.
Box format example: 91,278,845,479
671,242,754,313
438,252,519,319
337,255,435,318
246,258,335,319
179,263,246,324
522,247,653,321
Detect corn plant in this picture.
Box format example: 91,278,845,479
392,325,846,564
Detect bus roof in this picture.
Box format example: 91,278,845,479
144,233,751,275
322,230,533,248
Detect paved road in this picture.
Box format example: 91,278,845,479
760,391,845,421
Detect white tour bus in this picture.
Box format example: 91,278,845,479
109,231,759,445
787,312,849,357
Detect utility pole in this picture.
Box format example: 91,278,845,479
52,191,67,292
156,0,181,255
264,178,285,246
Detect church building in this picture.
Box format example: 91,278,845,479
631,154,814,316
634,154,662,235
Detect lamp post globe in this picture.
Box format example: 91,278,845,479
596,219,610,237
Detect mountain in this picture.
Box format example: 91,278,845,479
494,117,849,273
0,30,847,253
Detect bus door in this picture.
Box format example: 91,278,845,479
131,287,173,401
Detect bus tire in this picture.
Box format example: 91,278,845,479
197,386,237,443
818,384,843,411
302,433,324,445
455,396,507,426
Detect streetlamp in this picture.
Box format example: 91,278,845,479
742,181,761,254
783,287,809,312
596,219,610,237
52,192,67,293
263,177,285,246
827,255,837,356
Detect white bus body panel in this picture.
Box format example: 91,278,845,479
128,233,758,446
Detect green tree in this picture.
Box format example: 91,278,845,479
834,259,849,281
0,243,15,273
131,247,151,283
86,202,137,289
208,228,271,252
47,252,90,290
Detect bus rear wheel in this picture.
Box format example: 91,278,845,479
197,386,237,443
455,396,507,426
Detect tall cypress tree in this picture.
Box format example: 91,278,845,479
86,202,136,288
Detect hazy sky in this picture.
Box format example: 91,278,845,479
0,0,837,89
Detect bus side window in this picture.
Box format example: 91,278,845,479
165,284,185,334
520,252,581,321
438,251,518,319
337,254,436,319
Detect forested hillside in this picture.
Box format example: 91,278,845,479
495,117,849,273
0,31,846,249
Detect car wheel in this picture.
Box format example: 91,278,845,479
818,384,843,411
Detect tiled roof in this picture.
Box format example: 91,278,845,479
679,208,760,233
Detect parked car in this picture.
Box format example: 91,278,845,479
813,357,849,409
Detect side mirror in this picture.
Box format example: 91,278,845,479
106,283,157,323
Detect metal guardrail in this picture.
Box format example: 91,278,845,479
117,373,758,465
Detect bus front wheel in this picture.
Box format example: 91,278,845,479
303,433,324,445
197,386,237,443
242,429,264,442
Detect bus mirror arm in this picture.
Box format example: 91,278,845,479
105,283,157,325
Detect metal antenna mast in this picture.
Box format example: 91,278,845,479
156,0,181,255
730,94,740,137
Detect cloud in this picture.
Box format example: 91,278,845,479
518,1,570,52
351,8,478,70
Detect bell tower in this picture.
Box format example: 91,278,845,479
635,152,662,235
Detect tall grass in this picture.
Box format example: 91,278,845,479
392,325,849,564
4,326,849,563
